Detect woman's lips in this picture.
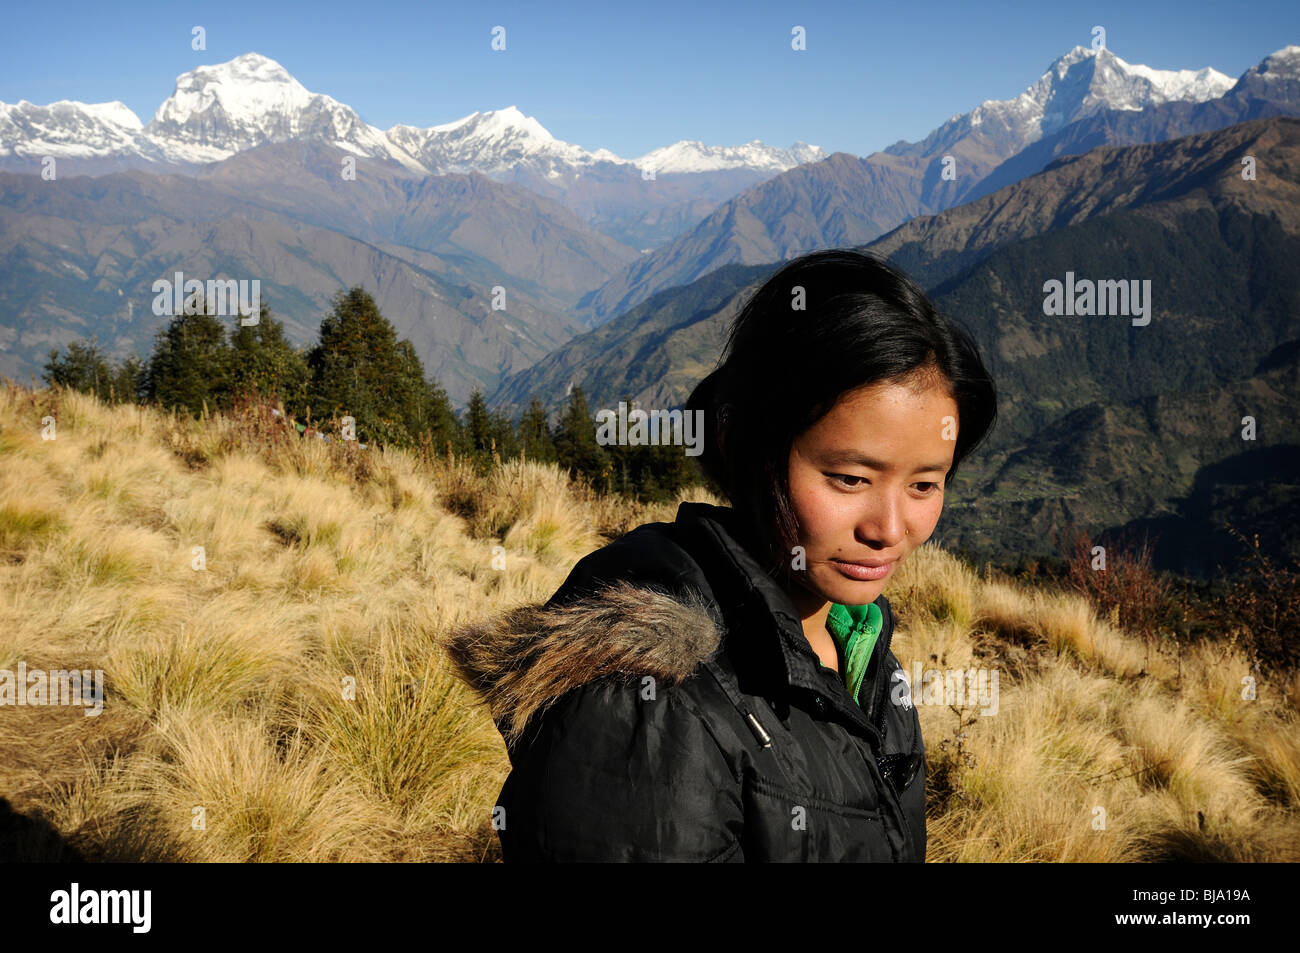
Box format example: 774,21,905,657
832,559,894,581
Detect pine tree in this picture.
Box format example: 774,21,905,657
427,379,467,458
306,287,413,447
552,386,611,491
465,389,494,459
395,343,462,458
227,302,310,414
391,338,458,450
110,354,146,404
662,438,705,496
638,469,663,503
143,293,234,416
43,338,115,399
45,337,147,406
594,394,705,502
488,407,519,461
517,397,558,464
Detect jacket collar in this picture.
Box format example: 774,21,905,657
672,502,892,732
671,502,815,684
443,501,892,748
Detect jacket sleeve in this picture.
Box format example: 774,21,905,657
497,676,745,862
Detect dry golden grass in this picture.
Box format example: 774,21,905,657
1,380,1296,862
889,542,1300,861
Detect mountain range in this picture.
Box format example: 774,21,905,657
573,46,1300,326
1,53,825,177
3,43,1298,573
0,52,825,252
489,115,1300,573
5,44,1292,407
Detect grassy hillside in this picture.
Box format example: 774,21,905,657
2,382,1297,861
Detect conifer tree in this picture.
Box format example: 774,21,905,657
400,347,463,458
45,338,147,405
142,293,233,416
43,338,114,399
465,389,494,457
110,354,146,405
552,386,611,491
517,397,558,464
307,286,414,447
487,406,520,461
227,302,310,414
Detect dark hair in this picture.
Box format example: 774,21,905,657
685,249,997,577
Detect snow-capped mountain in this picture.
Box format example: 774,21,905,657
387,106,825,177
145,53,426,171
888,45,1233,159
636,139,826,174
0,53,822,181
1229,44,1300,100
387,105,624,175
2,45,1240,184
573,44,1292,328
0,99,154,161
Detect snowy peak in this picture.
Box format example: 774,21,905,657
896,45,1234,159
636,138,827,174
1260,44,1300,74
145,52,426,170
81,101,144,131
1033,45,1233,118
427,105,556,144
0,99,149,159
150,52,312,129
1229,44,1300,99
996,45,1233,136
388,105,624,175
1,49,814,180
387,106,823,177
2,46,1282,178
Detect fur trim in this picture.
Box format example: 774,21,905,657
443,581,724,745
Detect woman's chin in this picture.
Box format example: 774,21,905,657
815,569,886,605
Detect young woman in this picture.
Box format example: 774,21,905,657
447,249,997,861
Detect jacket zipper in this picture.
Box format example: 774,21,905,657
825,606,920,859
688,513,919,857
818,604,894,743
713,622,921,860
865,606,895,737
866,607,922,857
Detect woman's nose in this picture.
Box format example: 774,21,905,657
857,499,907,547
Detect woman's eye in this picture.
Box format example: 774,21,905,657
831,474,941,494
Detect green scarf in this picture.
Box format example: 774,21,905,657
823,601,884,705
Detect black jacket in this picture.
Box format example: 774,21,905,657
446,501,927,862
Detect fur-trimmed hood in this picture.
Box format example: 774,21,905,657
443,581,725,745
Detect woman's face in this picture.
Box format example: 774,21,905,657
785,376,959,608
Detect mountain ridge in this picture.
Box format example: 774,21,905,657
0,52,825,181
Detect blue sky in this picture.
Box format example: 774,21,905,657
2,0,1296,158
